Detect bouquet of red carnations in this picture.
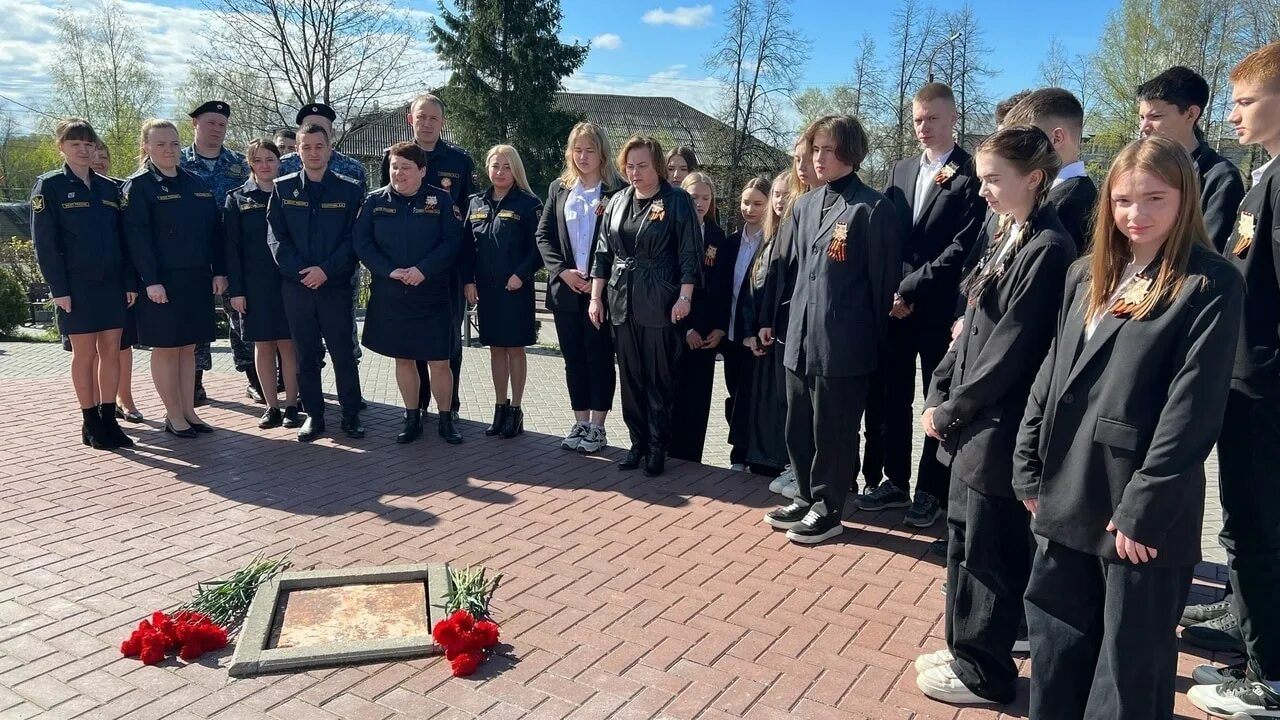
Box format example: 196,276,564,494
120,610,229,665
432,610,501,677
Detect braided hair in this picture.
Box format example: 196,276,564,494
962,125,1061,303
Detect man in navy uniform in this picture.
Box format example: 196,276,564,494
181,100,259,405
267,123,366,442
378,93,475,420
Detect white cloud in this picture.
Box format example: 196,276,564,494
591,33,623,50
641,5,713,28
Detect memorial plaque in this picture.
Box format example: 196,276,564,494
269,582,430,649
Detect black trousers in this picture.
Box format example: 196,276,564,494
721,340,750,465
1025,540,1191,720
418,275,464,412
945,480,1033,703
785,367,869,517
670,344,717,462
615,320,682,452
553,305,615,412
282,283,362,423
863,314,950,499
1217,389,1280,680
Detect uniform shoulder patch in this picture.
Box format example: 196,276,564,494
275,171,301,184
31,195,44,213
332,172,360,186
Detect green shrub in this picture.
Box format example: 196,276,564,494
0,268,29,336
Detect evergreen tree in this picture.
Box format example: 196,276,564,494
429,0,588,193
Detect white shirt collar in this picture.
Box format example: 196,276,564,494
1252,156,1277,187
571,178,602,196
920,145,955,170
1053,161,1088,187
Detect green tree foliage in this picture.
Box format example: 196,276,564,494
429,0,588,193
0,268,30,336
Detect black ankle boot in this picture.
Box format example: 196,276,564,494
81,407,115,449
397,409,423,443
439,412,463,444
619,446,647,470
644,448,666,477
500,405,524,439
97,403,134,448
485,401,509,436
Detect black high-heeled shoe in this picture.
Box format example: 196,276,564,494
500,405,524,439
98,403,134,448
485,401,509,436
164,419,198,439
188,422,214,434
81,408,116,449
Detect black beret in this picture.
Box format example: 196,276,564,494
295,103,337,125
189,100,231,118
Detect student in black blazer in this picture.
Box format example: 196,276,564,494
1188,44,1280,718
913,127,1076,706
860,82,985,529
1138,66,1247,253
669,172,736,464
536,122,626,455
1014,137,1243,720
762,114,901,544
590,136,702,477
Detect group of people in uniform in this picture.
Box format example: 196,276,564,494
27,38,1280,719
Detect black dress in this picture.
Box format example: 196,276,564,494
30,165,132,336
122,163,221,348
224,183,291,342
729,234,789,470
462,187,543,347
355,183,462,361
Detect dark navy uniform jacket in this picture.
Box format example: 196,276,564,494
353,183,462,281
223,181,272,298
461,187,543,289
121,163,224,287
266,169,364,287
30,165,134,297
378,140,475,213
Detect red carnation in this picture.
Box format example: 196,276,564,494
473,620,500,649
178,643,204,661
120,637,140,657
448,610,475,633
449,650,485,677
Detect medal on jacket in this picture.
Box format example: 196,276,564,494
828,222,848,262
934,162,959,186
649,198,665,221
1111,274,1154,318
704,245,718,267
426,195,439,209
593,198,605,217
1233,212,1256,257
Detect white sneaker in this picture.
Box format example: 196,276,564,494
769,467,795,494
577,426,607,454
781,478,799,499
1193,664,1247,686
730,463,748,472
914,648,954,674
915,663,989,704
1187,677,1280,718
560,423,587,451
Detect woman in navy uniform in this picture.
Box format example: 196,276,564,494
225,138,300,430
912,126,1075,706
590,136,702,477
535,122,626,455
31,118,136,449
122,118,226,438
669,172,733,465
355,142,463,444
462,145,544,439
1014,136,1243,719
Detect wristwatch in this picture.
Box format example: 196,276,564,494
678,295,692,303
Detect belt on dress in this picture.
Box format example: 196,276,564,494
613,255,673,272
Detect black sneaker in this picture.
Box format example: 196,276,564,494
1182,610,1247,653
1182,596,1233,627
785,510,844,544
1187,676,1280,718
903,492,943,528
855,482,910,511
764,502,810,530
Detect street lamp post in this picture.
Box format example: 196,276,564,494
927,32,963,83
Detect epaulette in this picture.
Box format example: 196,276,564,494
275,171,301,184
333,172,361,186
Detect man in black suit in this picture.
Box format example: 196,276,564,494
763,114,901,544
860,83,985,529
1003,89,1098,253
1138,67,1246,254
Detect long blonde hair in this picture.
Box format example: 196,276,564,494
1085,135,1211,321
681,171,718,224
137,118,178,170
558,122,624,189
767,170,793,242
485,144,533,195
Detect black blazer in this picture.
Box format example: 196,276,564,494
784,174,901,378
759,207,802,341
883,145,985,326
536,177,626,312
1013,245,1243,566
1193,141,1246,253
591,182,702,328
736,232,775,340
1047,175,1099,253
926,206,1076,497
686,222,735,337
1223,157,1280,398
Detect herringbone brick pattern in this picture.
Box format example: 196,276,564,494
0,342,1233,719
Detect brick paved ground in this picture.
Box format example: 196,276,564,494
0,339,1235,719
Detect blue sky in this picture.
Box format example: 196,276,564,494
0,0,1120,128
